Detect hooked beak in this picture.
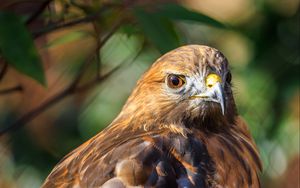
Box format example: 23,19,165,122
189,82,225,115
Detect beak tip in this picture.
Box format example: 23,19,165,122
214,82,225,116
221,103,225,115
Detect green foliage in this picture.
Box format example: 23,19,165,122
45,31,89,48
134,7,181,53
0,12,45,85
0,1,299,187
133,4,225,53
156,3,226,28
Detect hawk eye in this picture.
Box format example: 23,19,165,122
167,74,186,89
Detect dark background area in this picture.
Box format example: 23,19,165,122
0,0,299,187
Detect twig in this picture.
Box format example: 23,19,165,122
33,14,96,38
32,4,118,38
0,62,8,82
26,0,53,25
0,20,124,136
73,46,143,114
95,48,101,79
68,19,123,90
75,60,125,92
0,61,123,136
0,88,69,135
0,85,23,95
92,23,102,79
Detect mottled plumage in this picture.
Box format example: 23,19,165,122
42,45,262,188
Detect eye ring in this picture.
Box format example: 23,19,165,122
166,74,186,89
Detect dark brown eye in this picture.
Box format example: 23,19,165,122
226,72,232,84
167,74,186,89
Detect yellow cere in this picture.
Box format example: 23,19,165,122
206,73,222,88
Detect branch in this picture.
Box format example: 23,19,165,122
0,19,124,136
76,45,143,93
0,43,142,136
92,22,102,79
0,85,23,95
33,15,96,38
32,4,118,38
75,60,125,92
0,62,8,82
0,88,72,135
0,61,122,136
68,19,124,90
26,0,53,25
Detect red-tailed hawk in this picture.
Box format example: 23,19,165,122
42,45,262,188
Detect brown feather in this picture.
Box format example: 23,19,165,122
42,45,262,188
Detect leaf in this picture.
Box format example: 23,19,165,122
45,31,89,48
0,11,46,85
133,8,181,54
121,24,140,37
156,3,226,28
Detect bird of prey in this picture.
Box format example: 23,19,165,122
42,45,262,188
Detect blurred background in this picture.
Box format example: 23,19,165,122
0,0,299,187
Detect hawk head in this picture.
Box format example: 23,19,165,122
118,45,237,130
42,45,262,188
